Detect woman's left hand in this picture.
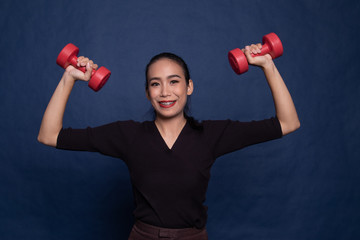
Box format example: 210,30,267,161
242,44,273,69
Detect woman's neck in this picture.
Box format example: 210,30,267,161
155,114,187,137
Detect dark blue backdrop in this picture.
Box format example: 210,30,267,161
1,0,359,239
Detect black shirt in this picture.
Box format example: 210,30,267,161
57,118,282,229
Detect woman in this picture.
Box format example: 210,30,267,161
38,43,300,240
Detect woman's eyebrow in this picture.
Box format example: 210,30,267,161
167,74,182,79
149,74,182,82
148,77,161,82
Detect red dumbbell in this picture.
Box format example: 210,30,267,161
56,43,111,91
228,33,283,75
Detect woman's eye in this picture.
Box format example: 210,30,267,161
170,80,179,84
150,82,160,87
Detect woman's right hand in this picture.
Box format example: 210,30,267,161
63,56,99,82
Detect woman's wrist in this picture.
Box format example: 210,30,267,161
62,70,77,85
261,59,275,72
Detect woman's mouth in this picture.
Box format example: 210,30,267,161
159,101,176,108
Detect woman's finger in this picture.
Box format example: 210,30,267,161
83,62,92,81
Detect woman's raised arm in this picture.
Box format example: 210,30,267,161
243,44,300,136
37,58,97,146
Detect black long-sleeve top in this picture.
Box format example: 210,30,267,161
57,117,282,229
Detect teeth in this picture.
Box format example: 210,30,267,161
160,101,175,105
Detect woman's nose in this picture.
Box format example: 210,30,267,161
160,85,171,97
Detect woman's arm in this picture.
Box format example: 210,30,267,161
243,44,300,136
37,57,97,146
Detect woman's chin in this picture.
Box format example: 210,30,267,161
155,110,184,120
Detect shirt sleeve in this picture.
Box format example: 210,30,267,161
203,117,282,158
56,120,139,159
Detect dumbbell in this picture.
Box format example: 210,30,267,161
228,33,283,75
56,43,111,91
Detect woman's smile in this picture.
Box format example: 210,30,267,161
159,100,177,108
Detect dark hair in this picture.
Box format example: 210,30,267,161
145,52,203,130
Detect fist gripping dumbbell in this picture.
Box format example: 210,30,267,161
228,33,283,75
56,43,111,91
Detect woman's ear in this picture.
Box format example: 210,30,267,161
145,90,150,100
187,79,194,95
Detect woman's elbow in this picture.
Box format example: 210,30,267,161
281,119,301,136
291,120,301,133
37,133,57,147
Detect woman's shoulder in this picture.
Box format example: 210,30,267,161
195,119,232,127
186,116,238,132
84,120,153,134
196,118,280,136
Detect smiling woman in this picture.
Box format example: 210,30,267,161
38,47,299,240
147,58,193,120
145,53,193,121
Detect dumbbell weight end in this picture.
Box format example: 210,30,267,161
88,67,111,92
228,48,248,75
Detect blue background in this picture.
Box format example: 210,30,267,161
1,0,359,239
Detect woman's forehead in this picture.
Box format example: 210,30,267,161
147,58,185,78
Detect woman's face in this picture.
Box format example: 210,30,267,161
146,58,193,120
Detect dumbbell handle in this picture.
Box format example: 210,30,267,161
249,44,271,58
66,55,97,76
